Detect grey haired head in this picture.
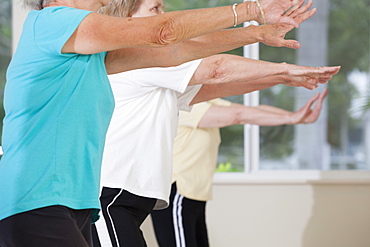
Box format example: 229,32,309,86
23,0,53,10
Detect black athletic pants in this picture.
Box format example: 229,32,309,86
0,205,93,247
151,183,209,247
93,187,157,247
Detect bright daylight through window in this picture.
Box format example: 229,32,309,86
165,0,370,173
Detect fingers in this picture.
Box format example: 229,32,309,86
294,8,316,25
321,88,329,98
296,66,341,78
317,76,333,84
282,0,315,27
284,0,305,16
300,81,319,90
318,88,328,102
288,0,313,17
326,66,341,75
300,92,320,113
260,24,300,48
312,66,341,76
282,39,301,49
308,92,321,104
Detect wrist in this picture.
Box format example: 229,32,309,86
238,1,257,23
285,114,296,125
279,62,290,75
254,0,266,25
246,25,264,43
276,75,291,85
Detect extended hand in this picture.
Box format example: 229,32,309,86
259,24,298,49
258,0,316,49
282,65,341,90
290,88,328,124
258,0,315,27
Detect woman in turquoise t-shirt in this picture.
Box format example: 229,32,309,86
0,0,309,245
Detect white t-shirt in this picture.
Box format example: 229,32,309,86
100,60,202,209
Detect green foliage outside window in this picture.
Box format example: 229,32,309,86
165,0,369,171
260,0,369,164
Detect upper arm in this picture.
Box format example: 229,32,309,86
62,13,172,54
104,46,186,74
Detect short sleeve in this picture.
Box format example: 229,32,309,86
33,7,92,55
122,59,202,92
176,85,202,112
209,98,232,107
178,98,232,128
178,101,212,128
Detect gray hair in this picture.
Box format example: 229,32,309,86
23,0,53,10
99,0,142,17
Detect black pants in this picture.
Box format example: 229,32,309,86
93,187,157,247
0,205,93,247
151,183,209,247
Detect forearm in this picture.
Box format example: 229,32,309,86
198,103,294,128
180,23,303,61
233,103,294,126
105,26,264,74
190,54,290,86
256,105,292,115
178,26,263,60
191,75,283,105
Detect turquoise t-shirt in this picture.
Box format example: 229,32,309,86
0,7,114,221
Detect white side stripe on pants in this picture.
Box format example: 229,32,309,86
172,192,186,247
106,188,124,247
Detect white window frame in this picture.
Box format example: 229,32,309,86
13,2,370,185
214,22,370,185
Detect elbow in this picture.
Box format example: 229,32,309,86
151,18,184,46
203,56,229,84
227,108,244,126
232,111,245,125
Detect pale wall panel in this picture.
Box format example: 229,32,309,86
142,184,370,247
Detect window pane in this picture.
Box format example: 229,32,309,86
259,0,370,170
218,95,245,172
166,0,245,172
0,0,11,144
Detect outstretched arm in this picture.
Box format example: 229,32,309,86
188,54,339,104
197,89,328,128
64,1,257,55
104,0,315,74
105,23,302,74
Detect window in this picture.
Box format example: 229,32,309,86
165,0,370,182
0,0,11,146
215,0,370,184
257,0,370,172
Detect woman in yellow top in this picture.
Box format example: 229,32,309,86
151,91,327,247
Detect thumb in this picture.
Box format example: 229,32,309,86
283,39,301,49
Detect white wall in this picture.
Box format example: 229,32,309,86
142,183,370,247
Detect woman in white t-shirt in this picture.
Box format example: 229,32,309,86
93,0,340,246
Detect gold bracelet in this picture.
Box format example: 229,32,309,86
232,3,238,27
255,0,266,25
